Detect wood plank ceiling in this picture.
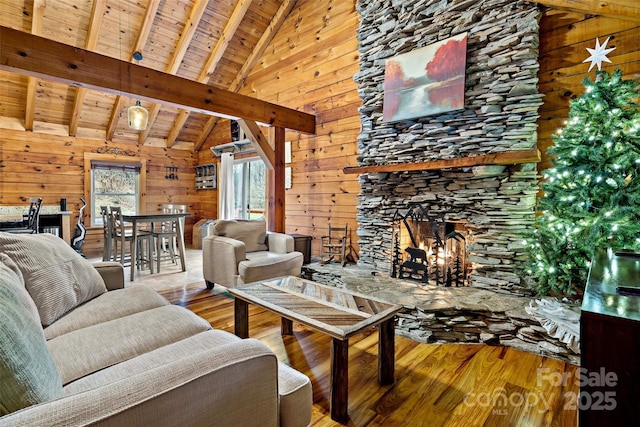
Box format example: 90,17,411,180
0,0,297,151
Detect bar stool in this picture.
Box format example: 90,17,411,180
110,206,154,273
151,204,185,272
4,198,42,234
100,205,115,261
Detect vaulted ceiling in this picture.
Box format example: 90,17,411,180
2,0,638,156
0,0,298,152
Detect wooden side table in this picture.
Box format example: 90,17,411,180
287,233,312,264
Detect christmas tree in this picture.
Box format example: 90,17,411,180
524,68,640,296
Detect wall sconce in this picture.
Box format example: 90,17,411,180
165,166,179,180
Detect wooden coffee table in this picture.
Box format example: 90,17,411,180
228,275,403,423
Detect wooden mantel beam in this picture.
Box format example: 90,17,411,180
530,0,640,22
343,149,541,174
0,26,316,134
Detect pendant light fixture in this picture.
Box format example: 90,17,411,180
128,51,148,131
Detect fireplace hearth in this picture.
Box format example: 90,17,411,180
391,204,469,287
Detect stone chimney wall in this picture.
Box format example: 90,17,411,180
354,0,542,292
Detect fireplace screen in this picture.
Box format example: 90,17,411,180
391,204,469,286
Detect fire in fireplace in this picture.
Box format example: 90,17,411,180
391,204,469,286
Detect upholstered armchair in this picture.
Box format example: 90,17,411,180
202,219,303,289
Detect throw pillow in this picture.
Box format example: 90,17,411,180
213,218,268,252
0,233,107,326
0,261,64,415
0,254,40,326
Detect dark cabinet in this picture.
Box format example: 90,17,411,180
580,248,640,425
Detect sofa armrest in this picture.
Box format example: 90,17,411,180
92,262,124,291
202,235,246,287
267,232,294,254
0,339,281,427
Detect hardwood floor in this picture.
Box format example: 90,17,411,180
159,282,579,427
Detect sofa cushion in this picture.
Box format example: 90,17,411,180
0,233,107,326
63,330,310,427
44,285,170,340
0,260,63,416
213,218,268,252
239,251,303,284
47,305,212,384
63,330,241,394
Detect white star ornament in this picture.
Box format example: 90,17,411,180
583,37,616,72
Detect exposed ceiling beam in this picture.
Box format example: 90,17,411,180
105,96,126,141
166,0,252,147
24,0,46,131
69,0,106,137
194,0,299,150
531,0,640,22
105,0,160,141
238,119,275,169
139,0,208,145
0,26,316,133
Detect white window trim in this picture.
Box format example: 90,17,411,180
83,153,146,227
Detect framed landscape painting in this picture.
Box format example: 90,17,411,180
383,33,468,122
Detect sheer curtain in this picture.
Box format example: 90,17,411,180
219,152,235,219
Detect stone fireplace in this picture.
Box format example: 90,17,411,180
352,0,543,294
305,0,582,362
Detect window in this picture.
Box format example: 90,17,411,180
233,157,266,219
84,153,146,227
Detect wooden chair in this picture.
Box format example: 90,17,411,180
110,206,154,273
4,198,42,234
320,223,348,266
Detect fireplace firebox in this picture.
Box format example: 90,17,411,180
391,204,469,287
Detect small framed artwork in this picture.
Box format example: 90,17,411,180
383,33,468,122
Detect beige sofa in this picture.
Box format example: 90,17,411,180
0,233,312,427
203,219,303,289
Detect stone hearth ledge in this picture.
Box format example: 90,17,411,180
301,263,580,365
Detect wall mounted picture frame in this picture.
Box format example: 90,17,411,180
383,32,468,122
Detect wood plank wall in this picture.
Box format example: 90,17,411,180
201,0,362,259
0,128,198,256
538,10,640,171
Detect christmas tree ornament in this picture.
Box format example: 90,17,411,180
583,37,616,72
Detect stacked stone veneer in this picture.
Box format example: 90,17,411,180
354,0,543,293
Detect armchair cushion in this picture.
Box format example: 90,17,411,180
0,260,63,416
0,233,107,326
213,218,268,252
239,251,303,285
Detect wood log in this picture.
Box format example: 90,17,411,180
343,150,541,175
